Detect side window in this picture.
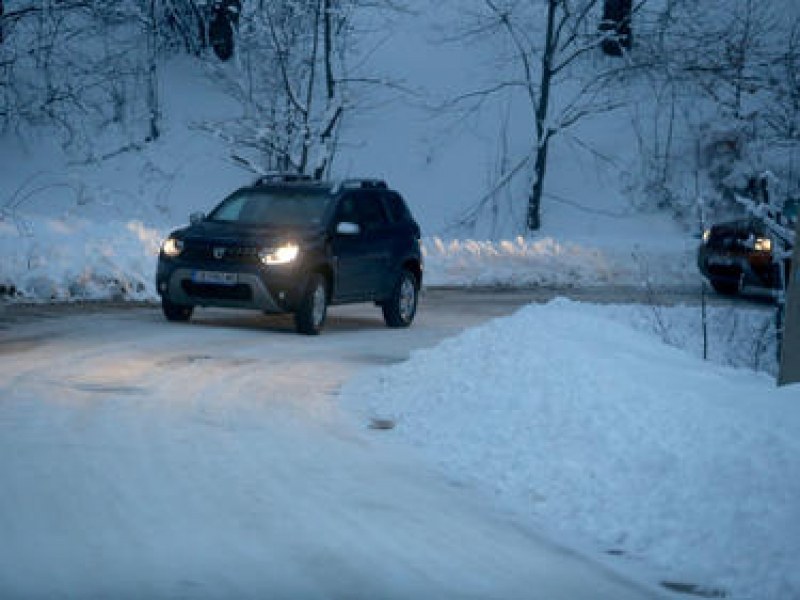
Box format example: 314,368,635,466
336,195,358,224
383,192,411,223
354,192,389,232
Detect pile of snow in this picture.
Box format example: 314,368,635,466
0,216,162,301
341,299,799,599
422,237,699,287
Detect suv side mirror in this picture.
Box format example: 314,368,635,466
336,222,361,236
190,212,205,225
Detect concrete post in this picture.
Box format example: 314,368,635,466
778,218,800,386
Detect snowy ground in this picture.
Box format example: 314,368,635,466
341,299,799,600
0,297,667,600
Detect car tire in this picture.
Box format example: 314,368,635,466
162,297,193,322
710,277,740,296
382,269,418,328
295,273,327,335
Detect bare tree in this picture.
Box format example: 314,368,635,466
145,0,161,141
447,0,622,232
674,0,779,122
620,0,800,222
0,1,169,150
201,0,401,179
200,0,348,176
764,19,800,143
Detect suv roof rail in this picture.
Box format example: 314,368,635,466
332,178,388,194
253,172,315,186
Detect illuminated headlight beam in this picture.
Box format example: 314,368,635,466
260,243,299,265
754,237,772,253
162,237,183,257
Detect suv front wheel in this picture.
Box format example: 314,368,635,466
162,297,193,322
382,269,418,328
295,273,328,335
710,277,741,295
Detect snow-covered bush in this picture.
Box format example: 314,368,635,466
627,0,800,226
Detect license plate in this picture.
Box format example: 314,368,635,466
708,256,737,267
192,270,238,285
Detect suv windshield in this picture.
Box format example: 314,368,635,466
208,189,331,226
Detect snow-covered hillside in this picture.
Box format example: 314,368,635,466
0,2,709,301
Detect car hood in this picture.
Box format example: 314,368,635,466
709,218,765,235
178,221,322,246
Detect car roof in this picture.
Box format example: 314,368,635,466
245,182,333,195
249,175,390,196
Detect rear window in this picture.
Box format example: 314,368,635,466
384,192,412,223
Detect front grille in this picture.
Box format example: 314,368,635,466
181,281,253,301
706,220,764,252
182,243,261,264
706,233,748,251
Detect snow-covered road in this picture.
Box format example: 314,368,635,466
0,293,665,599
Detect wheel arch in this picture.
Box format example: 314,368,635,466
310,262,334,302
402,257,422,288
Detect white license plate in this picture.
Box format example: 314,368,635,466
708,256,737,267
192,271,238,285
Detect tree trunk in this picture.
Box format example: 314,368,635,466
298,0,322,175
527,0,557,232
146,0,161,141
323,0,335,101
528,134,551,231
313,0,339,180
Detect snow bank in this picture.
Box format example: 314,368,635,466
422,236,699,287
0,215,162,301
341,299,800,599
0,218,699,301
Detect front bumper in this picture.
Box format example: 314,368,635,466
697,245,777,288
157,260,307,313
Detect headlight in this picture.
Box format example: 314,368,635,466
259,243,299,265
754,237,772,253
162,237,183,257
702,229,711,243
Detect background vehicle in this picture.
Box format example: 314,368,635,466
156,175,423,334
698,217,791,296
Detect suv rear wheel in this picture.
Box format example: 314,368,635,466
383,270,418,328
295,273,328,335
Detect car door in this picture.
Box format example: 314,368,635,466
376,190,416,296
356,191,393,297
331,191,391,301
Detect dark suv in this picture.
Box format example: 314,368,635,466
697,218,789,295
156,176,422,334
